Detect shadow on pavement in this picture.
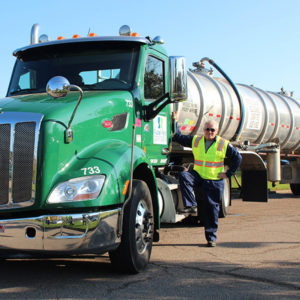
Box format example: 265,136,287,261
0,255,299,299
154,241,300,248
268,191,300,199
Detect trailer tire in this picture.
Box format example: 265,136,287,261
219,177,231,218
290,183,300,196
109,179,153,274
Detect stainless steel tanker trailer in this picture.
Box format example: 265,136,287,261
159,57,300,223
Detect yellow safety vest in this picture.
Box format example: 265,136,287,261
192,135,229,180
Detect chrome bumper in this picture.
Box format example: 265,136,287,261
0,208,121,253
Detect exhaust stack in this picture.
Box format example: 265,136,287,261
30,24,39,45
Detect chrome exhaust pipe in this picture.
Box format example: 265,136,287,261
30,24,39,45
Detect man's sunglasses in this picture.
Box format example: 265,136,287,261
205,128,216,132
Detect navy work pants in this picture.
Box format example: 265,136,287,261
178,170,224,242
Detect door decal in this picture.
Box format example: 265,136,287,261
153,115,167,145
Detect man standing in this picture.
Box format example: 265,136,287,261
173,119,242,247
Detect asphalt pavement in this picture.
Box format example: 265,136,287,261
0,191,299,299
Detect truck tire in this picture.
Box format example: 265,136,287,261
219,177,231,218
290,183,300,196
109,179,154,273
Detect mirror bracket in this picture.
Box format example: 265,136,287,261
143,93,171,122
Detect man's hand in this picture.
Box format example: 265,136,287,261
172,111,178,122
218,172,228,179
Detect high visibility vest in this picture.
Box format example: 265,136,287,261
192,135,229,180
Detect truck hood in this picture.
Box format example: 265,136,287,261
0,91,133,121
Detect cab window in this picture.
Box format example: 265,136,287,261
144,56,165,100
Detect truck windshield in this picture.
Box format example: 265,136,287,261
7,42,139,96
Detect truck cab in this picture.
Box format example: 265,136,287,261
0,24,187,273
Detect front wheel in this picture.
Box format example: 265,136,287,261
219,177,231,218
109,179,154,273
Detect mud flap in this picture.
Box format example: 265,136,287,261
241,170,268,202
156,178,177,223
239,151,268,202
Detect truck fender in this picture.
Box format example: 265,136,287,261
49,140,145,205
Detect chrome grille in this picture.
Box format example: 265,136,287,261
0,124,11,205
13,122,36,203
0,112,43,209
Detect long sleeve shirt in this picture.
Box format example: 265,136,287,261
173,125,242,178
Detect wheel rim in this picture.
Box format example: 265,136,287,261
135,200,153,254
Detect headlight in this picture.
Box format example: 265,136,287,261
47,175,105,204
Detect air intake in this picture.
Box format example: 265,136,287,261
0,112,43,209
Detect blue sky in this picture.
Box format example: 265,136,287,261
1,0,299,98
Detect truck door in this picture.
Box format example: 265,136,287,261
141,52,171,166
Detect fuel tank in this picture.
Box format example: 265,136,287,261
175,69,300,153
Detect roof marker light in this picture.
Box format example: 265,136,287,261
72,34,80,39
88,32,97,37
131,32,140,37
57,36,65,40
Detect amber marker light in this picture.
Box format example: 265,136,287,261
122,180,130,195
57,36,65,40
88,32,97,37
131,32,140,37
72,34,80,38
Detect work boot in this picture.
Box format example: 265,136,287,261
207,241,216,247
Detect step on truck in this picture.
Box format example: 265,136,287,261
0,24,299,273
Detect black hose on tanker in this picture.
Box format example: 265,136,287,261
200,57,245,142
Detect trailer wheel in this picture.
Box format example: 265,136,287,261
109,179,154,273
290,183,300,196
219,177,231,218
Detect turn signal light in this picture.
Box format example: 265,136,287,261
122,180,130,195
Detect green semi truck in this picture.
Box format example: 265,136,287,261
0,24,188,273
0,24,299,273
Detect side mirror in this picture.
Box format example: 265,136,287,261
46,76,71,98
169,56,187,102
46,76,83,144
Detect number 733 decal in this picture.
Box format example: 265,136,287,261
81,166,101,175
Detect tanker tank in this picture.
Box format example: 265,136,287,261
174,65,300,154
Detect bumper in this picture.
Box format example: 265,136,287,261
0,208,121,254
